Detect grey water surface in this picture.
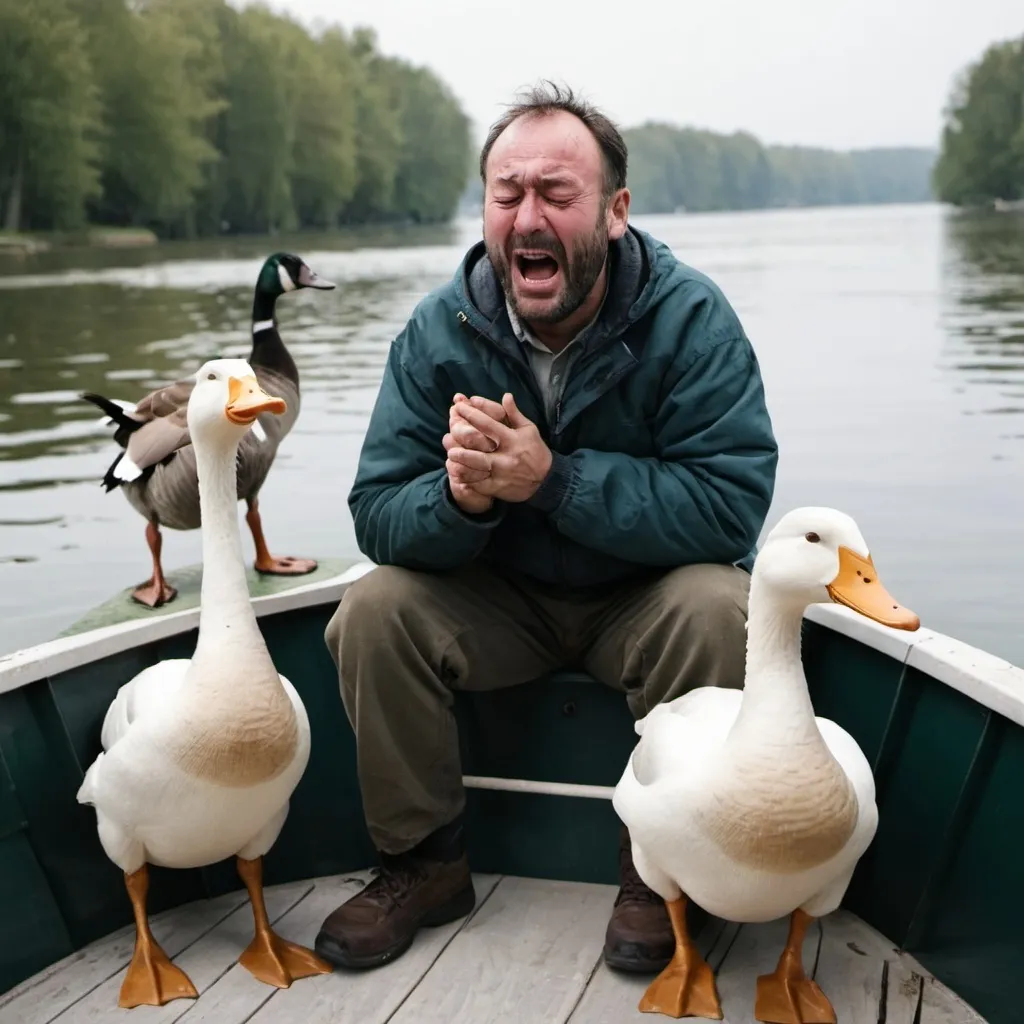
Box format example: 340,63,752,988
1,204,1022,666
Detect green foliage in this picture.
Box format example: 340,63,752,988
0,0,102,231
1,0,471,235
934,35,1024,206
392,67,472,223
622,122,935,214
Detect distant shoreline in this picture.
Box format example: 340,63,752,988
0,228,158,257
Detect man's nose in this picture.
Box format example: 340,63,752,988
513,192,546,237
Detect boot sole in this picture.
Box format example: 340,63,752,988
603,941,674,974
314,880,477,970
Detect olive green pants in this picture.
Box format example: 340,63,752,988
324,561,750,855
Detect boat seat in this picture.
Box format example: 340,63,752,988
453,668,637,885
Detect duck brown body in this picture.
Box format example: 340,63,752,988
82,253,333,605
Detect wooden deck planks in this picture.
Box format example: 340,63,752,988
388,875,615,1024
242,872,501,1024
0,887,252,1024
0,875,989,1024
46,880,313,1023
567,912,731,1023
567,906,983,1024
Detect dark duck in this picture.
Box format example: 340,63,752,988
83,252,335,607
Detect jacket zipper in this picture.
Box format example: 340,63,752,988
458,308,570,584
456,309,553,440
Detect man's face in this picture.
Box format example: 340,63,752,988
483,110,628,325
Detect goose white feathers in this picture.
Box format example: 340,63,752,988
76,357,332,1009
612,506,920,1022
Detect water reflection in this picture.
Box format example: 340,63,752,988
940,209,1024,424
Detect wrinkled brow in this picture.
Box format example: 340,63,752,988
493,172,581,190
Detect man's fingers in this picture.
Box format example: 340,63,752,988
446,456,490,484
447,447,491,472
450,418,495,451
501,392,531,428
468,394,508,422
454,400,512,444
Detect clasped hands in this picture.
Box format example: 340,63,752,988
443,392,553,514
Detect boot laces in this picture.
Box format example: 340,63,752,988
362,856,428,907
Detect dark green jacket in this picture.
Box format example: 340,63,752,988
348,225,778,586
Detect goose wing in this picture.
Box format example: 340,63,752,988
124,380,194,469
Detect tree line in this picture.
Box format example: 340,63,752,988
619,125,935,214
933,33,1024,206
0,0,473,237
459,126,936,216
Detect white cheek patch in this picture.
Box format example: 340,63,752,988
278,264,296,292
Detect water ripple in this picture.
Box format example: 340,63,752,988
2,206,1024,669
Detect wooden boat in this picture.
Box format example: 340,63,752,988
0,555,1017,1023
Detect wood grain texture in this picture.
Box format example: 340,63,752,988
388,876,615,1024
2,879,990,1024
244,872,501,1024
41,880,312,1023
0,888,251,1024
568,909,729,1023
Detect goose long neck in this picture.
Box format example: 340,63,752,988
731,575,821,746
190,431,272,668
251,286,279,325
250,289,297,382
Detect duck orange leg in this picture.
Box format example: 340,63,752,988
236,856,332,987
118,865,198,1007
245,497,317,576
639,895,722,1019
755,909,835,1024
131,520,178,607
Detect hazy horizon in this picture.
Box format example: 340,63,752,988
243,0,1020,152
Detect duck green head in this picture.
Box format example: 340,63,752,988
257,253,336,296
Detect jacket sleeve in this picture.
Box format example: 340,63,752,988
529,333,777,566
347,333,506,569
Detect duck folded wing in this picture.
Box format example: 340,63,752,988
134,378,195,420
124,382,193,472
631,689,742,786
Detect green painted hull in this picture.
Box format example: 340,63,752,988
0,565,1016,1023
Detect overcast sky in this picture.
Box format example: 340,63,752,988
246,0,1019,151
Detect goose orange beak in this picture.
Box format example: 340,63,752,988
225,375,286,425
827,547,920,631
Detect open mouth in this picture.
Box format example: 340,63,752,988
514,252,560,283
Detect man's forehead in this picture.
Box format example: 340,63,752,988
487,111,602,183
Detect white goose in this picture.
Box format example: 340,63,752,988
612,507,920,1023
76,358,332,1009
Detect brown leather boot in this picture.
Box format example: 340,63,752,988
315,823,476,969
603,827,674,973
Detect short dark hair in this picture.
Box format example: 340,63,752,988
479,81,628,197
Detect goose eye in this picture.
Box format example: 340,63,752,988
805,532,821,543
207,373,217,380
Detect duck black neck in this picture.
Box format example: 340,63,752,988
252,288,278,324
249,289,298,382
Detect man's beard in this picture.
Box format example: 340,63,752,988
488,216,609,325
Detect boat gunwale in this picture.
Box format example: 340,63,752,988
3,561,1023,729
0,561,375,695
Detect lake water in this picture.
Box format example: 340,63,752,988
1,204,1022,666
